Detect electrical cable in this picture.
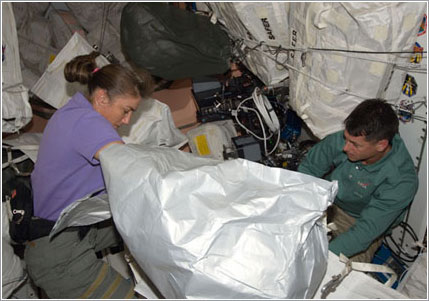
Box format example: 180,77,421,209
249,42,425,103
383,221,421,263
232,35,426,95
257,49,374,100
233,36,428,56
309,47,427,55
308,47,428,69
229,31,427,156
267,129,281,156
384,237,414,263
234,89,282,156
233,36,427,64
234,105,269,155
251,87,280,133
398,266,409,284
389,100,427,122
400,222,419,241
413,100,427,110
261,49,429,106
236,106,274,140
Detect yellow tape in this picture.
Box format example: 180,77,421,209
125,285,136,299
194,135,211,156
49,54,56,64
101,273,122,299
80,263,109,298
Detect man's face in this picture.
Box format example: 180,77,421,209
343,130,388,165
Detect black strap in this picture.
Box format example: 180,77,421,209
27,218,56,241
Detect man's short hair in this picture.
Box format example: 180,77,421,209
344,99,399,143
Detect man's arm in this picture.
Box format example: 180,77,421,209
329,177,418,257
298,131,344,178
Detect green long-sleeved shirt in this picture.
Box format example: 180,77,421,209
298,131,418,257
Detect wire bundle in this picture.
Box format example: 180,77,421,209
383,222,424,264
233,87,281,156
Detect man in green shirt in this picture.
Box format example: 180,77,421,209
298,99,418,262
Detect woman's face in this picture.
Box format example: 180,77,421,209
93,90,141,129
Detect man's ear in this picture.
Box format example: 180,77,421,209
376,139,389,152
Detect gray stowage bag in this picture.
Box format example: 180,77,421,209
100,144,338,298
120,3,232,80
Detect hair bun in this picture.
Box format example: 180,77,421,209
64,51,100,84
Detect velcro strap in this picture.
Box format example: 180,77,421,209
339,253,398,287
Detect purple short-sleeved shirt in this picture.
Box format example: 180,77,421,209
31,92,122,221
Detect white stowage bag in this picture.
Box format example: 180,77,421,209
397,253,427,299
209,2,426,139
2,132,43,163
209,2,290,86
118,98,188,149
31,32,109,109
100,144,338,299
286,2,426,139
2,2,33,133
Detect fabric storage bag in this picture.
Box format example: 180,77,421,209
100,144,338,298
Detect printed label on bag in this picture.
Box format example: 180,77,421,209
418,14,427,36
289,29,298,62
261,18,276,40
194,135,211,156
410,42,423,64
402,74,417,97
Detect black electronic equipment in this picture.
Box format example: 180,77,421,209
192,68,263,124
232,135,262,162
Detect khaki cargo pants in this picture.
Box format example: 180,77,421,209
24,220,138,299
328,205,383,263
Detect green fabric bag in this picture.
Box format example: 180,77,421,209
121,3,232,80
